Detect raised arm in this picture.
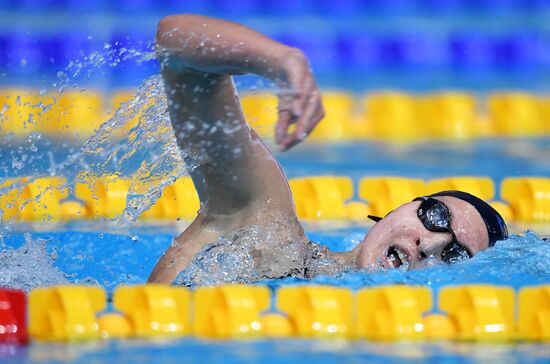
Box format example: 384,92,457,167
148,14,324,283
156,14,324,150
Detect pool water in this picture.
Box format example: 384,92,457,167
1,140,549,363
3,337,550,364
1,224,549,291
1,227,549,364
1,1,550,362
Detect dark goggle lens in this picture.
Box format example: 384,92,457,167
418,198,452,232
416,197,472,265
441,241,471,264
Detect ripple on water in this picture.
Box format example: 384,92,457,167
0,230,548,291
265,231,550,291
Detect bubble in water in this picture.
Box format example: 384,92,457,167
0,234,68,292
11,158,23,170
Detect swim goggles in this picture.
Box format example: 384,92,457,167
368,196,472,264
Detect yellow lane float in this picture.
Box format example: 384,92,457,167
0,88,44,137
3,88,550,140
241,93,278,138
344,200,371,221
289,176,353,220
60,200,88,220
19,177,68,221
0,176,68,221
417,92,477,139
488,92,542,136
439,285,515,341
113,284,191,337
356,285,432,340
20,283,550,343
277,285,353,338
41,90,106,139
422,313,457,340
426,176,495,201
310,91,354,140
3,174,547,223
97,313,133,339
194,285,270,339
260,313,294,338
359,177,426,217
518,285,550,341
29,286,106,341
501,177,550,221
0,178,26,220
364,92,422,141
141,176,200,220
537,97,550,134
75,173,130,218
489,201,514,221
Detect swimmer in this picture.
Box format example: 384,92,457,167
148,15,508,284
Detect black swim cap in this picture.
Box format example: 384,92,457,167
428,190,508,246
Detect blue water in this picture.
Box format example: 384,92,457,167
2,226,549,293
2,338,550,364
1,141,549,363
4,138,550,187
278,139,550,186
1,224,549,364
2,1,550,362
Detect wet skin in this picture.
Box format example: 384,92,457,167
148,14,492,283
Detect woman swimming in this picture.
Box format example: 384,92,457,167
148,14,508,284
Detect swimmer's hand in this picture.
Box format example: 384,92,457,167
275,51,325,151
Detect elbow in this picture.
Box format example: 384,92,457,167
156,15,179,46
156,14,196,46
157,14,186,34
156,14,210,72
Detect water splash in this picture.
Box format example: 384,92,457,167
1,38,549,293
0,43,188,290
175,218,348,287
0,38,275,230
0,233,68,291
0,38,284,290
72,74,185,229
1,71,184,232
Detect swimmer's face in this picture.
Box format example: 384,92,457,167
355,196,490,270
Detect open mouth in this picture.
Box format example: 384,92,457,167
386,246,409,269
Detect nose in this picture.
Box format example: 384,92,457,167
417,243,428,260
416,233,452,261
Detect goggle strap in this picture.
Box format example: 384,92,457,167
367,215,383,222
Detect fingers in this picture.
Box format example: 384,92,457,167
279,89,324,151
275,90,299,145
275,109,292,145
275,58,324,151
